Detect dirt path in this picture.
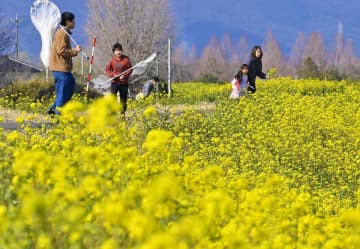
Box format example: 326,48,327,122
0,102,216,130
0,107,53,130
156,102,216,113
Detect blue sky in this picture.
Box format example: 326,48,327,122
2,0,360,63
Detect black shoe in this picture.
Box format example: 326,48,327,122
47,108,55,115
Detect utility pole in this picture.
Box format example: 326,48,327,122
15,15,19,59
168,37,172,97
334,22,343,67
11,14,22,59
156,53,160,101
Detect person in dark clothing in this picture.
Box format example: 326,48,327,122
247,45,267,93
105,43,133,115
143,76,160,97
135,76,160,100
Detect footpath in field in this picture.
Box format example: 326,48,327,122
0,108,54,130
1,103,216,130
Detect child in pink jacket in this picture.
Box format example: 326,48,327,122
229,64,249,99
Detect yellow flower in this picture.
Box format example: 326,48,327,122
139,233,188,249
143,106,157,118
59,100,86,123
341,209,360,229
143,129,173,152
0,205,6,217
87,95,121,132
100,239,118,249
200,190,236,224
125,211,156,241
69,231,82,243
36,234,51,249
15,115,25,123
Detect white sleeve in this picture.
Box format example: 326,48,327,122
231,78,236,86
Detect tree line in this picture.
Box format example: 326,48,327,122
172,29,360,82
1,1,359,84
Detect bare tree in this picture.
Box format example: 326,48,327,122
302,32,326,71
187,44,200,80
198,36,227,82
172,42,193,81
86,0,174,80
187,45,198,64
220,33,233,61
262,30,287,76
219,33,239,77
236,36,249,65
173,42,188,65
289,32,305,76
339,38,360,77
341,39,355,68
0,12,15,55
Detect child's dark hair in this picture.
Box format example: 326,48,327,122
112,43,123,53
152,76,160,82
250,45,263,59
60,12,75,26
235,64,249,80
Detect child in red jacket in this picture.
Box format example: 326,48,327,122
105,43,133,115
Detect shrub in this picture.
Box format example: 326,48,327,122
0,75,101,109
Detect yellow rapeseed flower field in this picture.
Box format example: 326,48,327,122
0,78,359,248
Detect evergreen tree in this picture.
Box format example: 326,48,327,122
297,57,321,79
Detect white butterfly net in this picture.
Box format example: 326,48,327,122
30,0,61,68
131,52,157,75
92,52,158,92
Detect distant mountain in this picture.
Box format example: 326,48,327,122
2,0,360,65
171,0,360,55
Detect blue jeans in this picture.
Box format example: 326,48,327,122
50,71,76,114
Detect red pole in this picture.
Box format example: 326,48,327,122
86,36,97,95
